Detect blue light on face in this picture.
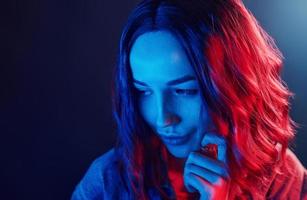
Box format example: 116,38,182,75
129,30,213,158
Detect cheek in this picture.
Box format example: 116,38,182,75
138,97,156,126
177,96,203,123
178,97,213,140
137,95,212,131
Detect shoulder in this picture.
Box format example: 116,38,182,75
267,148,307,200
71,149,117,200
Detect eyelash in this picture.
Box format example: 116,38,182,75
175,89,198,95
135,88,198,96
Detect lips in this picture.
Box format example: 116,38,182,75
159,134,191,145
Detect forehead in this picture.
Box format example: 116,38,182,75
129,31,195,83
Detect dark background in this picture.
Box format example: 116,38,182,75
1,0,306,199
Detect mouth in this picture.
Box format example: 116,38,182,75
159,134,191,145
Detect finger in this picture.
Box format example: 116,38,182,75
201,132,227,164
187,152,229,179
184,172,212,199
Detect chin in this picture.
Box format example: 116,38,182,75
166,145,191,158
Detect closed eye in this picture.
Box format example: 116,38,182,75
134,88,152,96
134,87,198,96
174,89,199,96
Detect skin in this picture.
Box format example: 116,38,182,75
129,30,230,199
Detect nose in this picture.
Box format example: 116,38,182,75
155,95,180,128
157,114,180,127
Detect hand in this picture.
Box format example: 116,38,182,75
183,132,230,200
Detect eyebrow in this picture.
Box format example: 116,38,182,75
133,75,196,86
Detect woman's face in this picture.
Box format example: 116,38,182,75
129,31,214,158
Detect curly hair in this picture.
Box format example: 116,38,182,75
111,0,295,199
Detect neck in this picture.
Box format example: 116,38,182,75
167,152,186,172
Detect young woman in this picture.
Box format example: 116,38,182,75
72,0,307,199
